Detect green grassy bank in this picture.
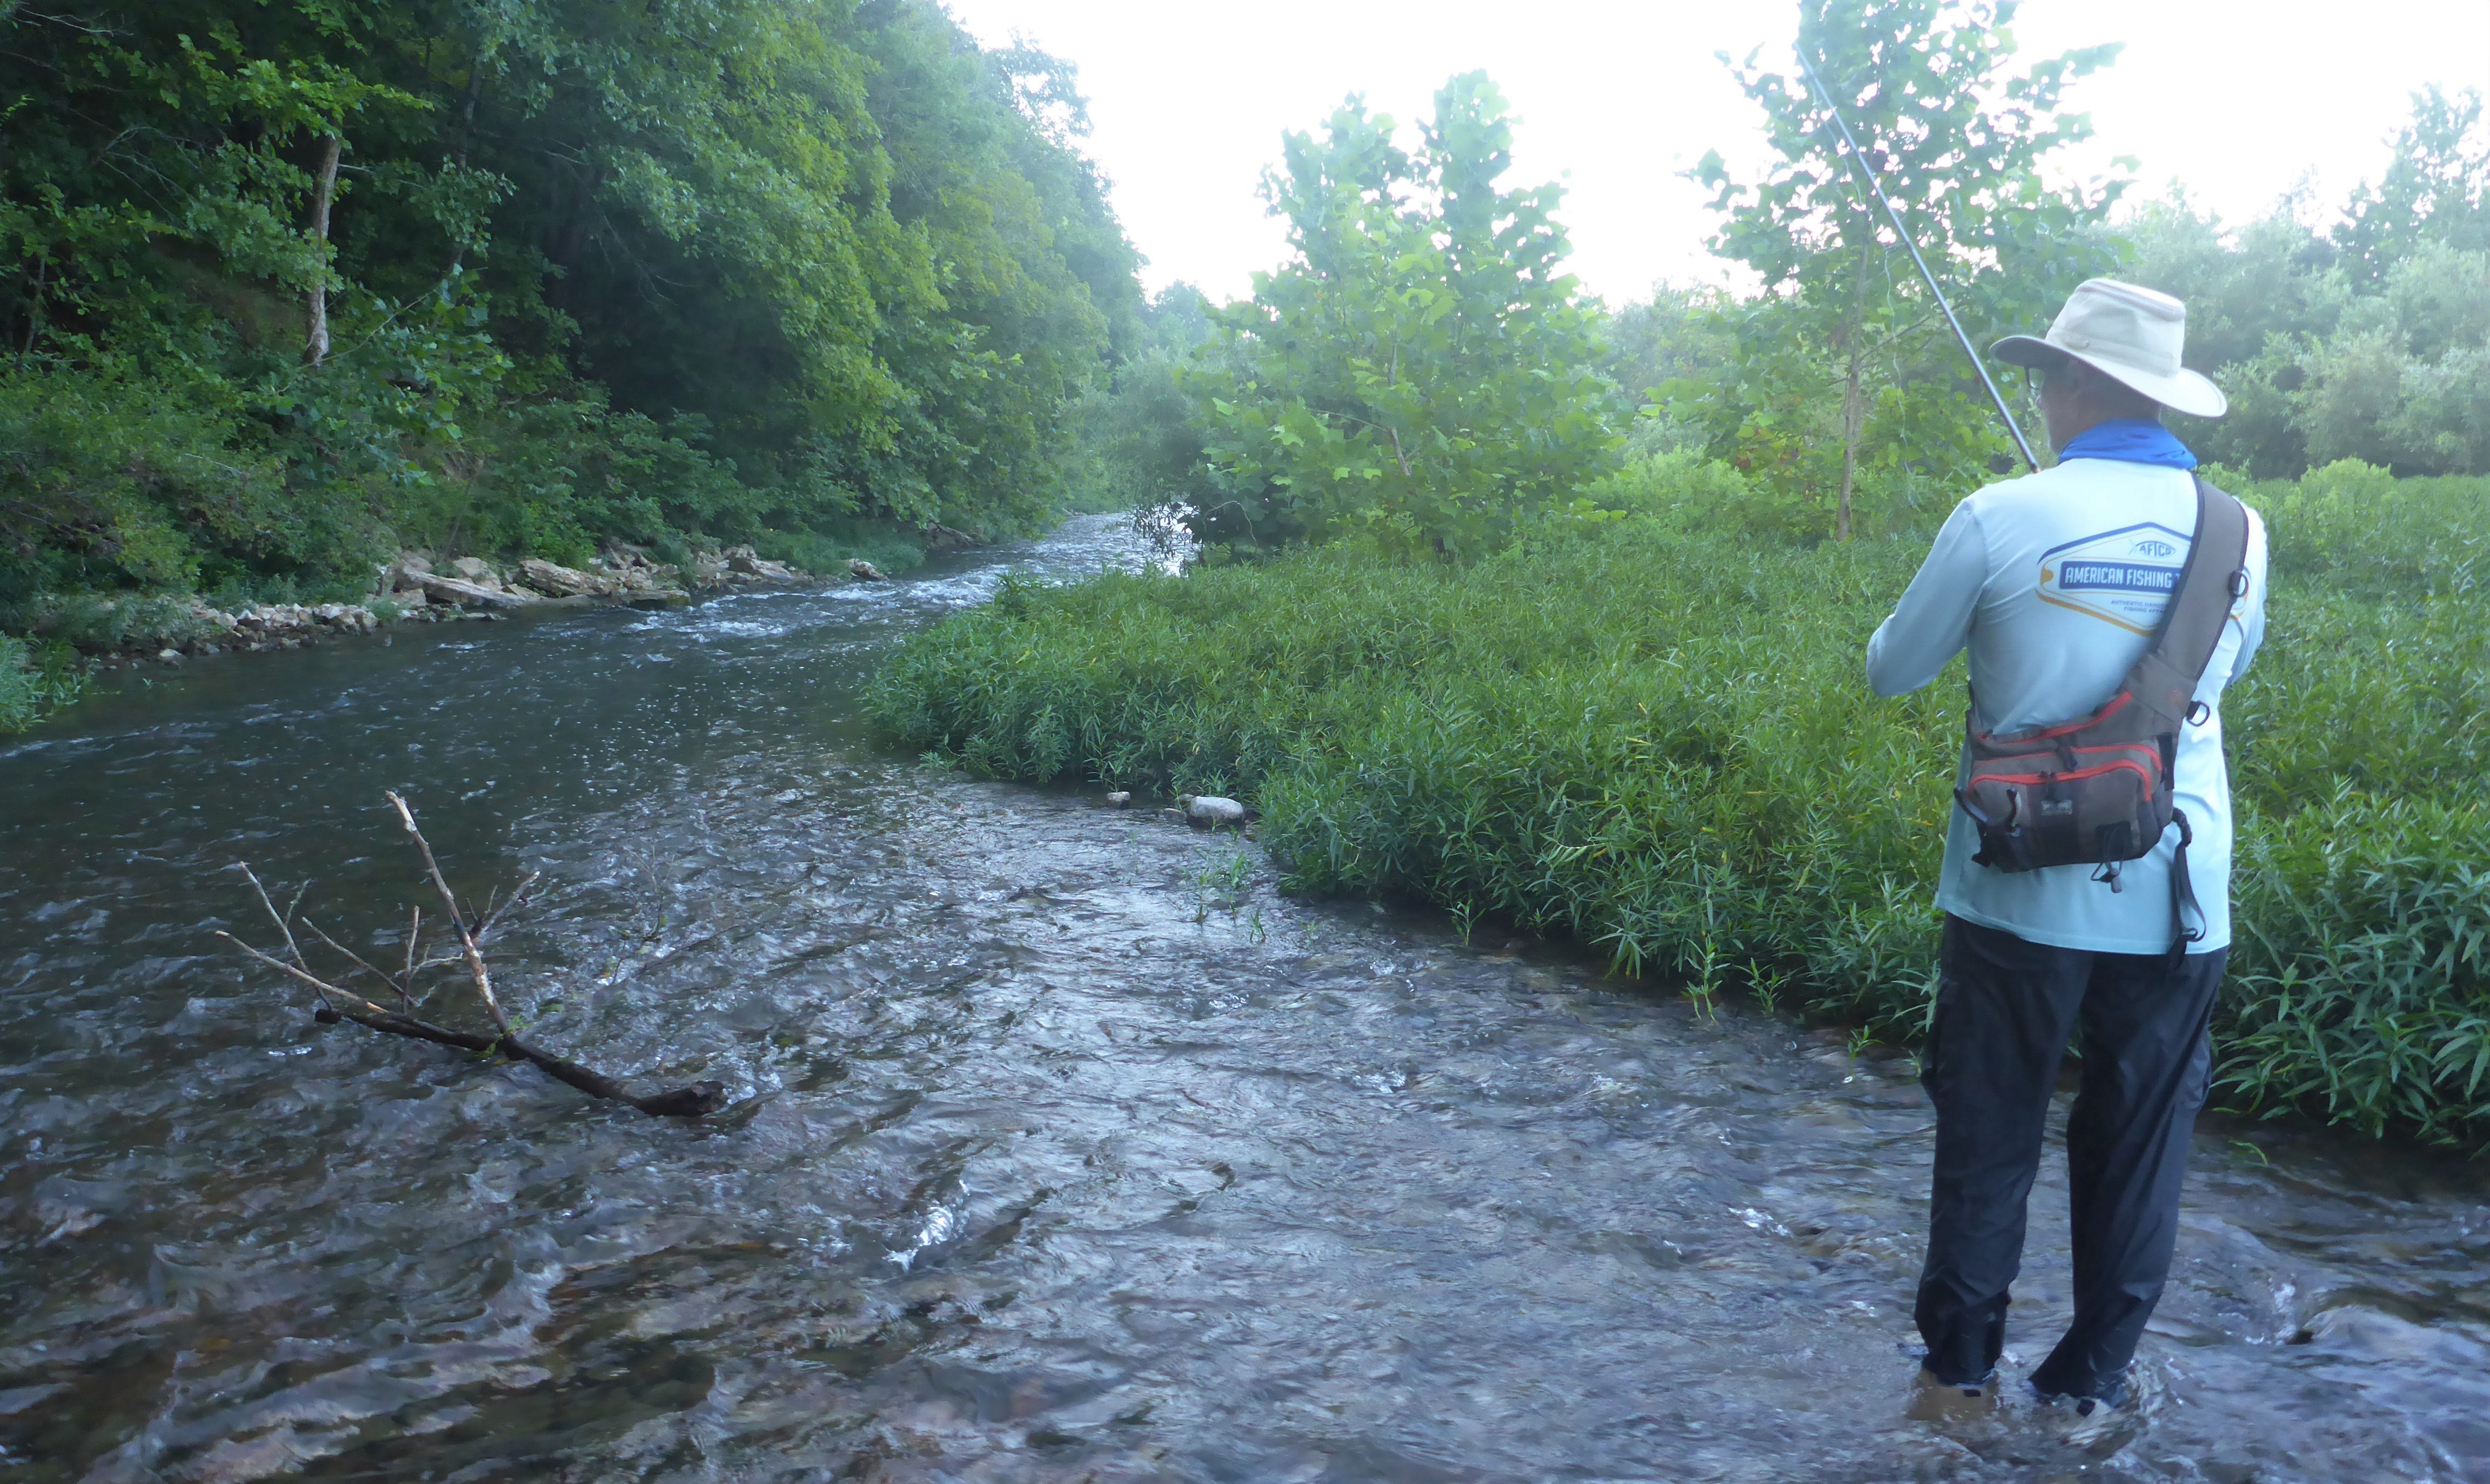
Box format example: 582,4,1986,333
867,459,2490,1144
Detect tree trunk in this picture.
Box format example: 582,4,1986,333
447,55,484,275
305,135,342,366
1834,242,1874,543
1837,345,1863,542
21,257,44,357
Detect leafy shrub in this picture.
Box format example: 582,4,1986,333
202,571,374,613
1579,448,1818,540
0,366,299,597
869,463,2490,1142
9,594,212,655
2219,460,2487,596
753,524,927,579
0,635,84,734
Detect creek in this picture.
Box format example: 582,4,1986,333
3,514,2486,1482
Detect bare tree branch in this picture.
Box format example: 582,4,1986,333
303,917,414,1010
387,789,512,1038
232,862,305,965
220,795,724,1119
478,872,541,940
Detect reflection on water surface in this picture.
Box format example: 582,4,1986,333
3,515,2486,1481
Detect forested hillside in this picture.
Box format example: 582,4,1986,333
0,0,1143,617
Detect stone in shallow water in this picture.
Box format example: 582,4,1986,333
1182,795,1245,825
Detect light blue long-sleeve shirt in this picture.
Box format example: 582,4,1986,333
1866,458,2269,954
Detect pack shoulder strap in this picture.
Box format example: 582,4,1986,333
2124,474,2250,730
2142,474,2246,961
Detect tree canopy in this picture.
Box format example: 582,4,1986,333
1179,73,1620,561
0,0,1143,605
1692,0,2124,538
2125,86,2490,480
5,0,2477,614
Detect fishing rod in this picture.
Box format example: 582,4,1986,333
1793,53,2040,472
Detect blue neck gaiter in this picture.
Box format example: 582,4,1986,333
2056,418,2198,469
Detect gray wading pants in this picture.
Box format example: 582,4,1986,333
1915,914,2224,1402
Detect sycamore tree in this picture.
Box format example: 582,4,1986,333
1695,0,2125,539
1183,73,1619,561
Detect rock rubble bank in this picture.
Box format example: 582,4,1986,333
115,541,862,664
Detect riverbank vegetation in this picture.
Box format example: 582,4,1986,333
870,459,2490,1141
0,634,81,733
0,0,1146,686
874,0,2490,1142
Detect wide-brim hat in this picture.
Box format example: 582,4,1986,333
1992,277,2228,419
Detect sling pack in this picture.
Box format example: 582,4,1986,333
1953,474,2251,956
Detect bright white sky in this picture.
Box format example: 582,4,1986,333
939,0,2490,305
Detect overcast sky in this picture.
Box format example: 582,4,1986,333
938,1,2490,305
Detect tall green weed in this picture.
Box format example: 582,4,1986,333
0,634,83,734
869,462,2490,1143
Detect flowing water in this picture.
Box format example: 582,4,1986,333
3,515,2487,1483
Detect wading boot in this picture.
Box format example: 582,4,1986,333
1906,1368,2001,1426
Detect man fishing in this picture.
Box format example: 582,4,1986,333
1864,278,2269,1425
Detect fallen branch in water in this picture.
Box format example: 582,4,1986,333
218,791,725,1118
